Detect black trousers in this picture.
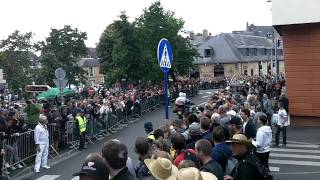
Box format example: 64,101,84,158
79,131,86,150
256,151,270,169
275,125,287,145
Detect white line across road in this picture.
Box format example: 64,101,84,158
202,95,209,98
269,166,280,172
35,175,79,180
271,148,320,154
269,159,320,166
285,144,320,149
36,175,60,180
271,153,320,160
197,102,207,106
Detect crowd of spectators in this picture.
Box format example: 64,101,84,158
0,80,199,176
70,74,288,180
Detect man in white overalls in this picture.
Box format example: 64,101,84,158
34,114,50,173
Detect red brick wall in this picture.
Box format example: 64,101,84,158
281,23,320,118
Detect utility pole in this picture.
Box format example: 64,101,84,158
275,38,278,82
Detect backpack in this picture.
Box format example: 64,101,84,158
238,157,273,180
184,149,198,163
174,149,198,167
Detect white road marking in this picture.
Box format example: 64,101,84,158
271,148,320,154
206,92,213,94
285,144,319,149
269,166,280,172
271,153,320,160
197,102,206,106
269,159,320,166
286,140,316,145
202,95,209,98
36,175,61,180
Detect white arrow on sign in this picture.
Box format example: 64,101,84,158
53,79,68,90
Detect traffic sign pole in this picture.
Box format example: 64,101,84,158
157,38,173,120
164,72,169,119
54,68,68,105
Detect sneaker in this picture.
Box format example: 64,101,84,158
35,169,40,173
10,166,16,171
16,164,23,169
5,163,10,168
42,165,50,169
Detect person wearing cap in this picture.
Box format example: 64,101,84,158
144,157,178,180
76,110,87,151
144,122,155,142
195,139,224,180
102,139,134,180
224,134,260,180
34,114,50,173
228,116,242,136
168,167,217,180
73,153,110,180
186,123,202,149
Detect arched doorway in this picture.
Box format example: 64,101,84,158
214,64,225,77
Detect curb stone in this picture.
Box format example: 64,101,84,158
12,150,81,180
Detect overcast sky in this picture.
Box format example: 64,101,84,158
0,0,272,47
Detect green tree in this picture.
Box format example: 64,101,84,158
97,12,145,84
0,31,36,91
97,1,197,84
136,1,198,82
39,25,87,86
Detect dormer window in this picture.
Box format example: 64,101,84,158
204,49,214,58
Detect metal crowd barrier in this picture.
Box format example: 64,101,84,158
1,125,59,174
0,87,199,176
200,81,227,90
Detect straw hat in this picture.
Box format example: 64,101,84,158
225,134,251,145
167,167,217,180
144,157,178,180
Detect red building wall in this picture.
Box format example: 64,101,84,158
279,23,320,126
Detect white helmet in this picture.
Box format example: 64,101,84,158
179,92,186,98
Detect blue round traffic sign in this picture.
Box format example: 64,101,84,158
157,38,173,73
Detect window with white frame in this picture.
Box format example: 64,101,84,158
88,67,94,77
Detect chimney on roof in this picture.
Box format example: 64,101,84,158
203,29,208,40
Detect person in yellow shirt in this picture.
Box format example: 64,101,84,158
76,110,87,151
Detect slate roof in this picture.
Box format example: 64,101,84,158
193,33,284,65
78,58,100,67
247,25,275,38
